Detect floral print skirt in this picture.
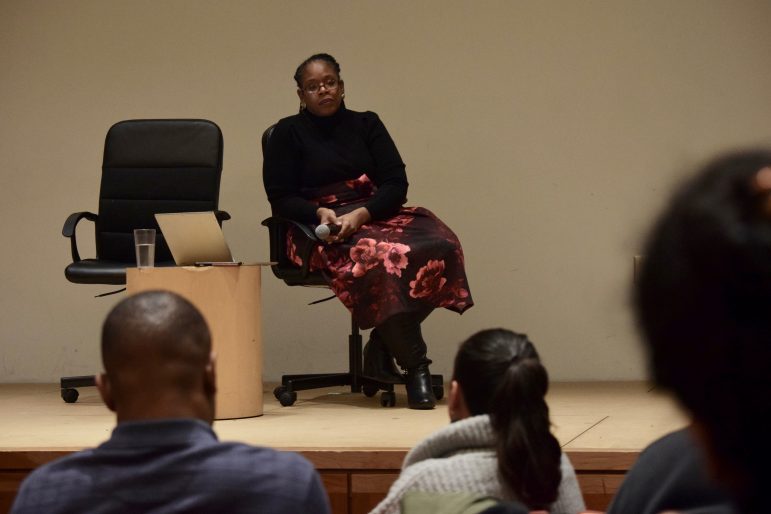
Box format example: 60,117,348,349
287,175,473,329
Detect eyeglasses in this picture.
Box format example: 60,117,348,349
303,78,339,94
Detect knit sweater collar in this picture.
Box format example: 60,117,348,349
302,102,348,129
403,415,495,468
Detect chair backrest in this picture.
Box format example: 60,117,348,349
261,124,299,274
261,124,328,287
261,124,276,153
96,119,223,262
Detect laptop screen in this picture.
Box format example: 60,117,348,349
154,211,233,266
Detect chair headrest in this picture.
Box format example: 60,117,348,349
104,119,223,169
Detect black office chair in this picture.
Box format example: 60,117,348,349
61,119,229,403
260,125,443,407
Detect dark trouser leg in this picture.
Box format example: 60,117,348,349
376,307,436,409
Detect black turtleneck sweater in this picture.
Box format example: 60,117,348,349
262,106,409,224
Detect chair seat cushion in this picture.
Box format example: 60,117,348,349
64,259,176,285
280,269,329,287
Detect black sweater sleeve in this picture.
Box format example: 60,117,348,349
262,120,320,224
361,112,409,221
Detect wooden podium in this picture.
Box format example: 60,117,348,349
126,265,264,419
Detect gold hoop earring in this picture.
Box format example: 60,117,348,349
341,92,345,99
300,102,306,111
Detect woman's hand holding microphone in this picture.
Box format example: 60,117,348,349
316,207,371,242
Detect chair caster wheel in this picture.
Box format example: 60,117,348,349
363,384,379,398
61,388,79,403
274,386,297,407
432,385,444,401
380,391,396,407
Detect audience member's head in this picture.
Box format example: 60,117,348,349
636,149,771,511
449,328,561,510
97,290,216,424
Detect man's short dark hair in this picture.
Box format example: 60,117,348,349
101,290,211,383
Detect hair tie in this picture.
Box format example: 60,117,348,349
752,166,771,216
752,166,771,191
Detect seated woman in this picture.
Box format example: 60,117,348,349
262,53,473,409
370,329,585,514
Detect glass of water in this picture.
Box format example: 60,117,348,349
134,229,156,268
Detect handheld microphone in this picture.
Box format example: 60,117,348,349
315,223,341,241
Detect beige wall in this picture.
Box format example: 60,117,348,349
2,1,771,383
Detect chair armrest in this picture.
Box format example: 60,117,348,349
62,211,98,262
261,216,321,279
214,210,231,223
263,216,318,241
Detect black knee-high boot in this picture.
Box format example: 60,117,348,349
376,309,436,410
362,328,403,383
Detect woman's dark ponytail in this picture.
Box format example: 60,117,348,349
490,355,561,509
453,329,562,509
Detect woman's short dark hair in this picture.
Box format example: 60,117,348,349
293,53,341,88
636,149,771,512
453,329,561,509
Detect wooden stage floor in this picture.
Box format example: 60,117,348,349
0,382,688,513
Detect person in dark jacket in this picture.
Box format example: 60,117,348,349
11,291,330,514
634,150,771,513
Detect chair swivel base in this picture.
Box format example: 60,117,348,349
273,372,444,408
269,312,443,408
60,375,96,403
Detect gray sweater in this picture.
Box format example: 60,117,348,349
369,415,585,514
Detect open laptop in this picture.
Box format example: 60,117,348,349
154,211,235,266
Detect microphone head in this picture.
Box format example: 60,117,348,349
315,224,331,240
